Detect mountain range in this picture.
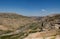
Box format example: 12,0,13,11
0,13,60,39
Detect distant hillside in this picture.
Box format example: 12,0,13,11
0,13,38,33
0,13,60,39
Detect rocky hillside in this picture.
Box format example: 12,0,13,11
0,13,60,39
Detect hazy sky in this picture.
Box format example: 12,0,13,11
0,0,60,16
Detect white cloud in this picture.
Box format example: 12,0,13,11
39,9,49,16
41,9,46,12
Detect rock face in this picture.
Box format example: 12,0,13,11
0,13,60,39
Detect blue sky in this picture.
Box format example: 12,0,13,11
0,0,60,16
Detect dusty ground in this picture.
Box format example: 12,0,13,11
24,30,60,39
